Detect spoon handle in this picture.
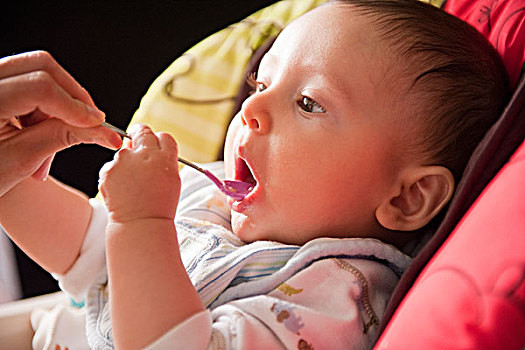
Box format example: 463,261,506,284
177,158,224,187
176,157,207,174
101,122,212,179
101,122,130,138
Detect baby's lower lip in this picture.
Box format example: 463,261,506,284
228,197,246,212
228,186,257,211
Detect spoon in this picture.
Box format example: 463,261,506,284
102,122,253,200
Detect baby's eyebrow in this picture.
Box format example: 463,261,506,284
259,52,353,102
258,53,279,72
305,70,354,103
328,75,353,101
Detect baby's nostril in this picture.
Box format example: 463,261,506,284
248,119,260,130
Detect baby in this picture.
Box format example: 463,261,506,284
0,0,509,349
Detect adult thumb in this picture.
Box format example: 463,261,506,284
13,118,122,170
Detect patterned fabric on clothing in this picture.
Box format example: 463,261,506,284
41,162,412,350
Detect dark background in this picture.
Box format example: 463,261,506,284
1,0,276,298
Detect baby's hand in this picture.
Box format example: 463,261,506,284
98,124,180,224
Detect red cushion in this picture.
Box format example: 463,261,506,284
444,0,525,88
375,139,525,349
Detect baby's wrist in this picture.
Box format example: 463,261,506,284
107,216,174,227
105,217,181,269
105,217,177,244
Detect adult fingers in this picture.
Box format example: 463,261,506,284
18,109,49,127
0,72,105,127
0,51,95,106
129,124,160,150
11,111,55,181
31,155,54,181
0,120,120,197
18,109,55,180
7,118,122,165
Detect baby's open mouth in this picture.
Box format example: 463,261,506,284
236,157,257,191
228,156,258,208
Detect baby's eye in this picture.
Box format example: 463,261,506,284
255,82,267,93
246,73,267,94
298,96,326,113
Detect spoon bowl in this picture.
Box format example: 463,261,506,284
181,160,253,200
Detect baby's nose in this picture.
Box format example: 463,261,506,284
241,113,260,130
240,94,271,134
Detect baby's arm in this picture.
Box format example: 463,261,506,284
0,176,92,275
99,125,204,349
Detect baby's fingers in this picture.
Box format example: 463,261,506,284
129,124,159,150
157,132,178,156
97,159,116,196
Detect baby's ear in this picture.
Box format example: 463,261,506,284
375,166,454,231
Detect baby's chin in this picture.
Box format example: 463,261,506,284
231,211,299,245
230,210,260,243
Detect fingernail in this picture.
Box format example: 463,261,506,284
101,133,123,150
111,134,124,149
88,105,106,121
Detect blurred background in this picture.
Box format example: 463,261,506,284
0,0,275,301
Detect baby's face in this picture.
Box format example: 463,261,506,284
224,3,409,244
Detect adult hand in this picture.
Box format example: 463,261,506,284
0,50,123,197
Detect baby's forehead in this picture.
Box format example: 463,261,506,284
257,3,417,111
268,9,391,70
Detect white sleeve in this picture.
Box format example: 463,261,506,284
52,198,109,303
144,258,396,350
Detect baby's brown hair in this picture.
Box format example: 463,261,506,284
332,0,510,183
